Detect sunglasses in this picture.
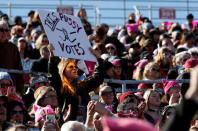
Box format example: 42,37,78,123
10,110,24,115
0,28,9,32
0,103,7,108
151,68,160,72
101,91,113,96
106,47,115,50
68,65,78,70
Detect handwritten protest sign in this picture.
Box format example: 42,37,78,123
38,9,97,62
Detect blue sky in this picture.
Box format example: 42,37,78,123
0,0,197,27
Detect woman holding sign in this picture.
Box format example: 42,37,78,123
48,46,104,121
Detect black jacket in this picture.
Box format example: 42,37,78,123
48,57,104,120
30,57,48,73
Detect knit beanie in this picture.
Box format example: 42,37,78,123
126,24,139,34
33,104,56,122
0,72,13,85
111,60,121,67
134,59,149,69
162,79,179,94
119,91,133,103
101,117,157,131
185,58,198,69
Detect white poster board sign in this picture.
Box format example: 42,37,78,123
77,60,89,75
38,9,97,62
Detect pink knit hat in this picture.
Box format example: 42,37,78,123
126,24,139,34
111,61,121,66
185,58,198,69
33,104,56,122
162,79,180,94
85,61,96,75
101,117,157,131
134,59,149,69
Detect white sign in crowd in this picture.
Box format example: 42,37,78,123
38,9,97,62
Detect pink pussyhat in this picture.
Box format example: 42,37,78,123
33,104,56,122
134,59,149,69
126,24,139,34
162,79,179,94
111,61,121,66
101,116,157,131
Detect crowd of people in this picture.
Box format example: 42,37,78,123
1,7,198,131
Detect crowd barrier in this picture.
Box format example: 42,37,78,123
0,68,190,93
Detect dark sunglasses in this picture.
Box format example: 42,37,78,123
106,47,115,50
151,68,160,72
68,65,78,70
0,103,7,108
0,28,9,32
101,91,113,96
10,110,24,115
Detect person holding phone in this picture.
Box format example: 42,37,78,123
33,104,60,131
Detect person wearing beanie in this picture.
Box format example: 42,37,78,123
118,91,138,105
0,72,13,96
120,24,139,50
33,104,60,131
117,96,139,119
101,116,157,131
161,80,181,105
111,60,128,80
133,59,149,80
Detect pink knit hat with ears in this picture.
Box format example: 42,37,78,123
111,61,121,66
134,59,149,69
33,104,56,122
101,117,157,131
126,24,139,34
162,79,180,95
